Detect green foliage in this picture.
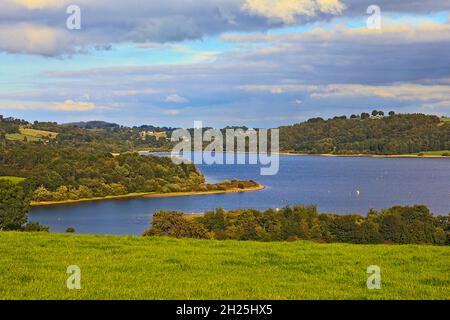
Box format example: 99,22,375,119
0,144,214,202
147,205,449,245
144,211,209,239
22,222,49,232
0,180,29,230
279,113,450,154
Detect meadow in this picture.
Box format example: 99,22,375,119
5,127,57,142
0,232,448,300
0,176,26,183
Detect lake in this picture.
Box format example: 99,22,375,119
29,154,450,235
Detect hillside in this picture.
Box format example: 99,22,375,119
279,114,450,155
0,232,448,300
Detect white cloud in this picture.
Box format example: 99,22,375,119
242,0,345,23
309,84,450,102
53,100,96,111
10,0,67,9
165,94,188,103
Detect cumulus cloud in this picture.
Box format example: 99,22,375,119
53,100,96,111
1,0,449,56
0,24,76,56
2,2,449,125
242,0,344,23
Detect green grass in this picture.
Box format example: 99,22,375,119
5,133,41,142
0,176,26,183
442,117,450,123
0,232,448,300
416,150,450,156
19,127,58,139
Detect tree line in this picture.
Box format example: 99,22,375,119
3,112,449,155
279,113,450,155
145,205,450,245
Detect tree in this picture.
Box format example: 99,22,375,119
143,211,209,239
361,112,370,119
378,111,385,116
0,180,30,230
371,110,379,116
389,111,396,116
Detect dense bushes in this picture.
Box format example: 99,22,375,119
144,205,449,245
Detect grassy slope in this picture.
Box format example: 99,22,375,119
0,232,448,300
19,128,58,139
5,127,58,142
0,176,26,183
5,133,41,142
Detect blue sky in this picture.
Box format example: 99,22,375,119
0,1,449,127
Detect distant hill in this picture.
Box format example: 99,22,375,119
2,112,449,155
64,121,120,129
279,114,450,155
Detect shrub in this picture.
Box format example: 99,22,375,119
22,222,49,232
143,211,209,239
66,227,76,233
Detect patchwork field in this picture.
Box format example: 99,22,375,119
0,232,448,300
5,127,58,142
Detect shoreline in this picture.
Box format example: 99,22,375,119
138,149,450,159
278,152,450,158
30,184,265,207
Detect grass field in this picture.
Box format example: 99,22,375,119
19,128,58,139
5,133,41,142
5,127,58,142
0,176,26,183
0,232,448,300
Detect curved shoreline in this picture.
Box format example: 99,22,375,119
30,184,265,207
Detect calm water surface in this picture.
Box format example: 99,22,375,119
29,154,450,235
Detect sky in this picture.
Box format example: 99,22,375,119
0,0,449,128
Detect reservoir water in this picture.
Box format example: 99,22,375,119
29,154,450,235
